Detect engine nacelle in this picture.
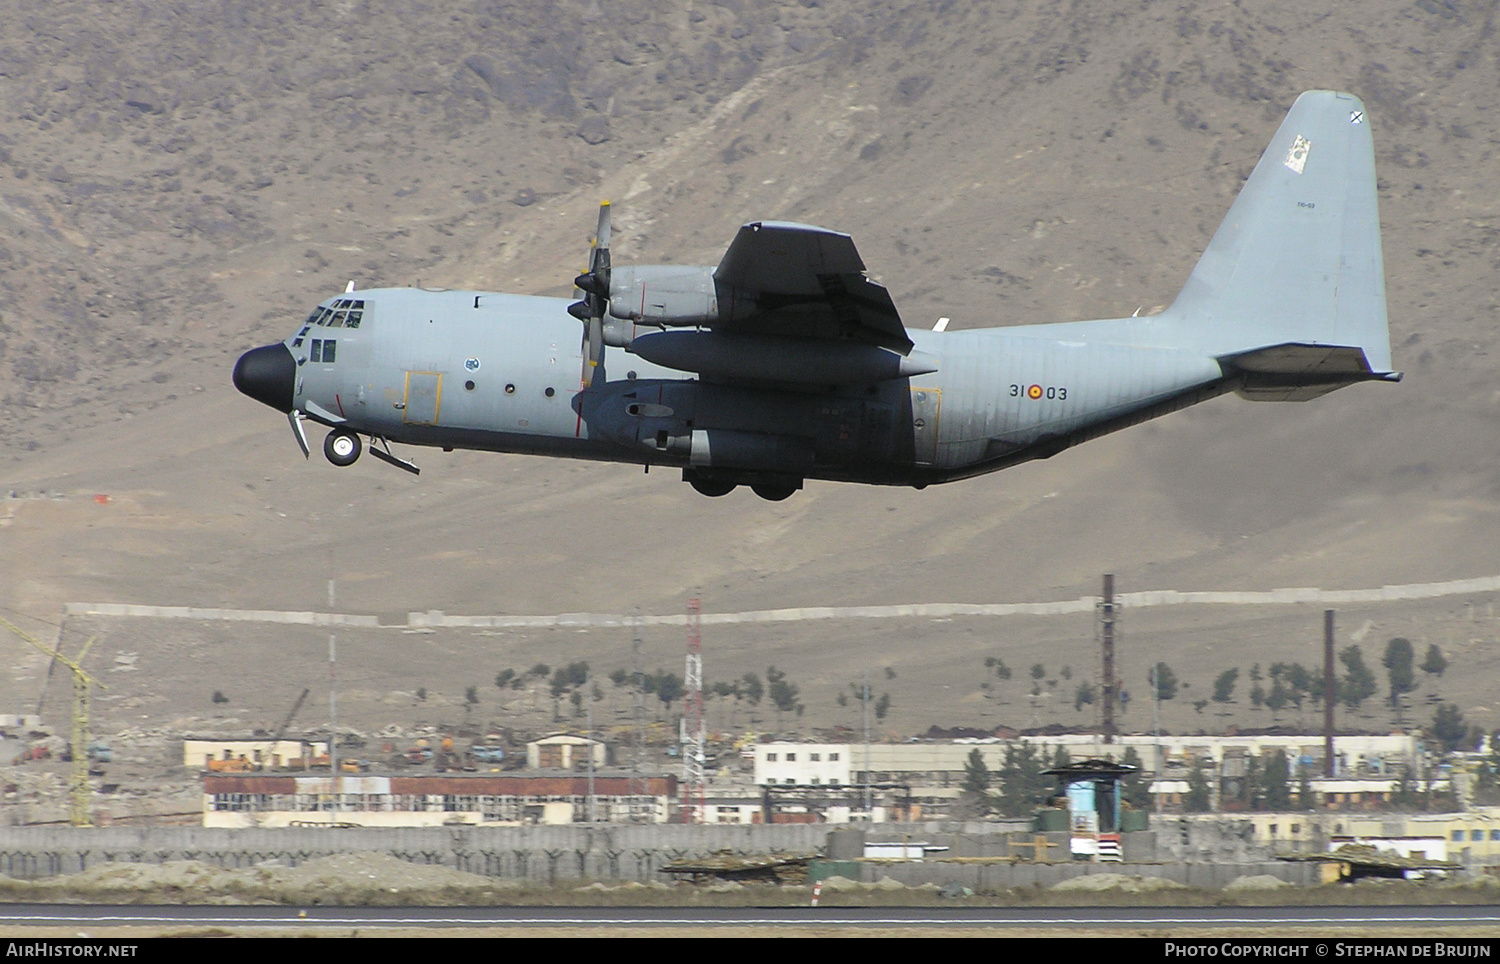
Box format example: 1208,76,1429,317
609,265,726,326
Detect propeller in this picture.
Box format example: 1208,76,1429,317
568,201,611,390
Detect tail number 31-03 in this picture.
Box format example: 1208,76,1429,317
1010,384,1068,400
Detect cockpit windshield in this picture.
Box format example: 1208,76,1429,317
304,298,366,329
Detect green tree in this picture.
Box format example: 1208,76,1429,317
1265,679,1289,718
1212,668,1239,704
651,670,684,709
1030,663,1046,682
1260,749,1292,810
766,666,801,715
1432,703,1470,754
494,669,518,690
1147,662,1179,701
1297,763,1314,811
1338,645,1378,710
739,672,763,706
959,748,993,817
1185,759,1213,812
1382,637,1417,704
1421,644,1449,678
1120,746,1152,810
996,743,1049,818
874,693,891,721
1074,681,1095,712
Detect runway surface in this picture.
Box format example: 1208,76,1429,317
4,903,1499,930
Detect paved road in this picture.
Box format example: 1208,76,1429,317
64,572,1500,630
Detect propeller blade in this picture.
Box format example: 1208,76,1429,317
577,201,612,389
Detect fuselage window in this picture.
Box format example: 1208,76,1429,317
328,310,347,328
310,339,322,362
322,339,336,363
345,309,363,328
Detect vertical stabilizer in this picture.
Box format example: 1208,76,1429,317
1163,91,1396,384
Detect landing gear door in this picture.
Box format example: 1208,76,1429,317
404,372,442,425
909,387,941,465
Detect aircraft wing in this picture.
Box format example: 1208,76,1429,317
714,221,913,354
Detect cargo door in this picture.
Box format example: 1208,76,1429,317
403,372,442,425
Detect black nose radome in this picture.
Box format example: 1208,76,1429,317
233,342,296,413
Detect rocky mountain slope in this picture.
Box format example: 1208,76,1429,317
0,0,1497,740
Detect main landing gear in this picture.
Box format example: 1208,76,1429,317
685,470,801,501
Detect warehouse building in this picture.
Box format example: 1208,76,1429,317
202,772,675,827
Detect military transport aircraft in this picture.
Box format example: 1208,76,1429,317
234,91,1398,500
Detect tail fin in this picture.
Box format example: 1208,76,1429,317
1163,90,1399,399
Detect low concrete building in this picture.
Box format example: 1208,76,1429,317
202,771,676,827
183,738,329,771
526,734,608,770
755,734,1423,818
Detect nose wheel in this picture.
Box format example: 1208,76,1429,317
324,429,363,467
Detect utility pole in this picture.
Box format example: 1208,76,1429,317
328,579,338,822
1324,609,1336,778
680,596,705,823
587,695,596,822
1100,573,1117,743
862,668,872,817
630,608,648,822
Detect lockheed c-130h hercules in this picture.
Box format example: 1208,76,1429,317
234,91,1399,501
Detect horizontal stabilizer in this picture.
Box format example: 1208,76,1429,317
1219,342,1402,402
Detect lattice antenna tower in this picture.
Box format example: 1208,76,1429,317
680,596,706,823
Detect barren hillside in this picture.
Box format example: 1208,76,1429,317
0,1,1497,748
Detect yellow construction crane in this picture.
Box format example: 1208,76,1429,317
0,616,106,826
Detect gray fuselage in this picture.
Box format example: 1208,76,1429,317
280,286,1228,488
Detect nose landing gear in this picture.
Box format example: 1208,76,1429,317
324,429,363,466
